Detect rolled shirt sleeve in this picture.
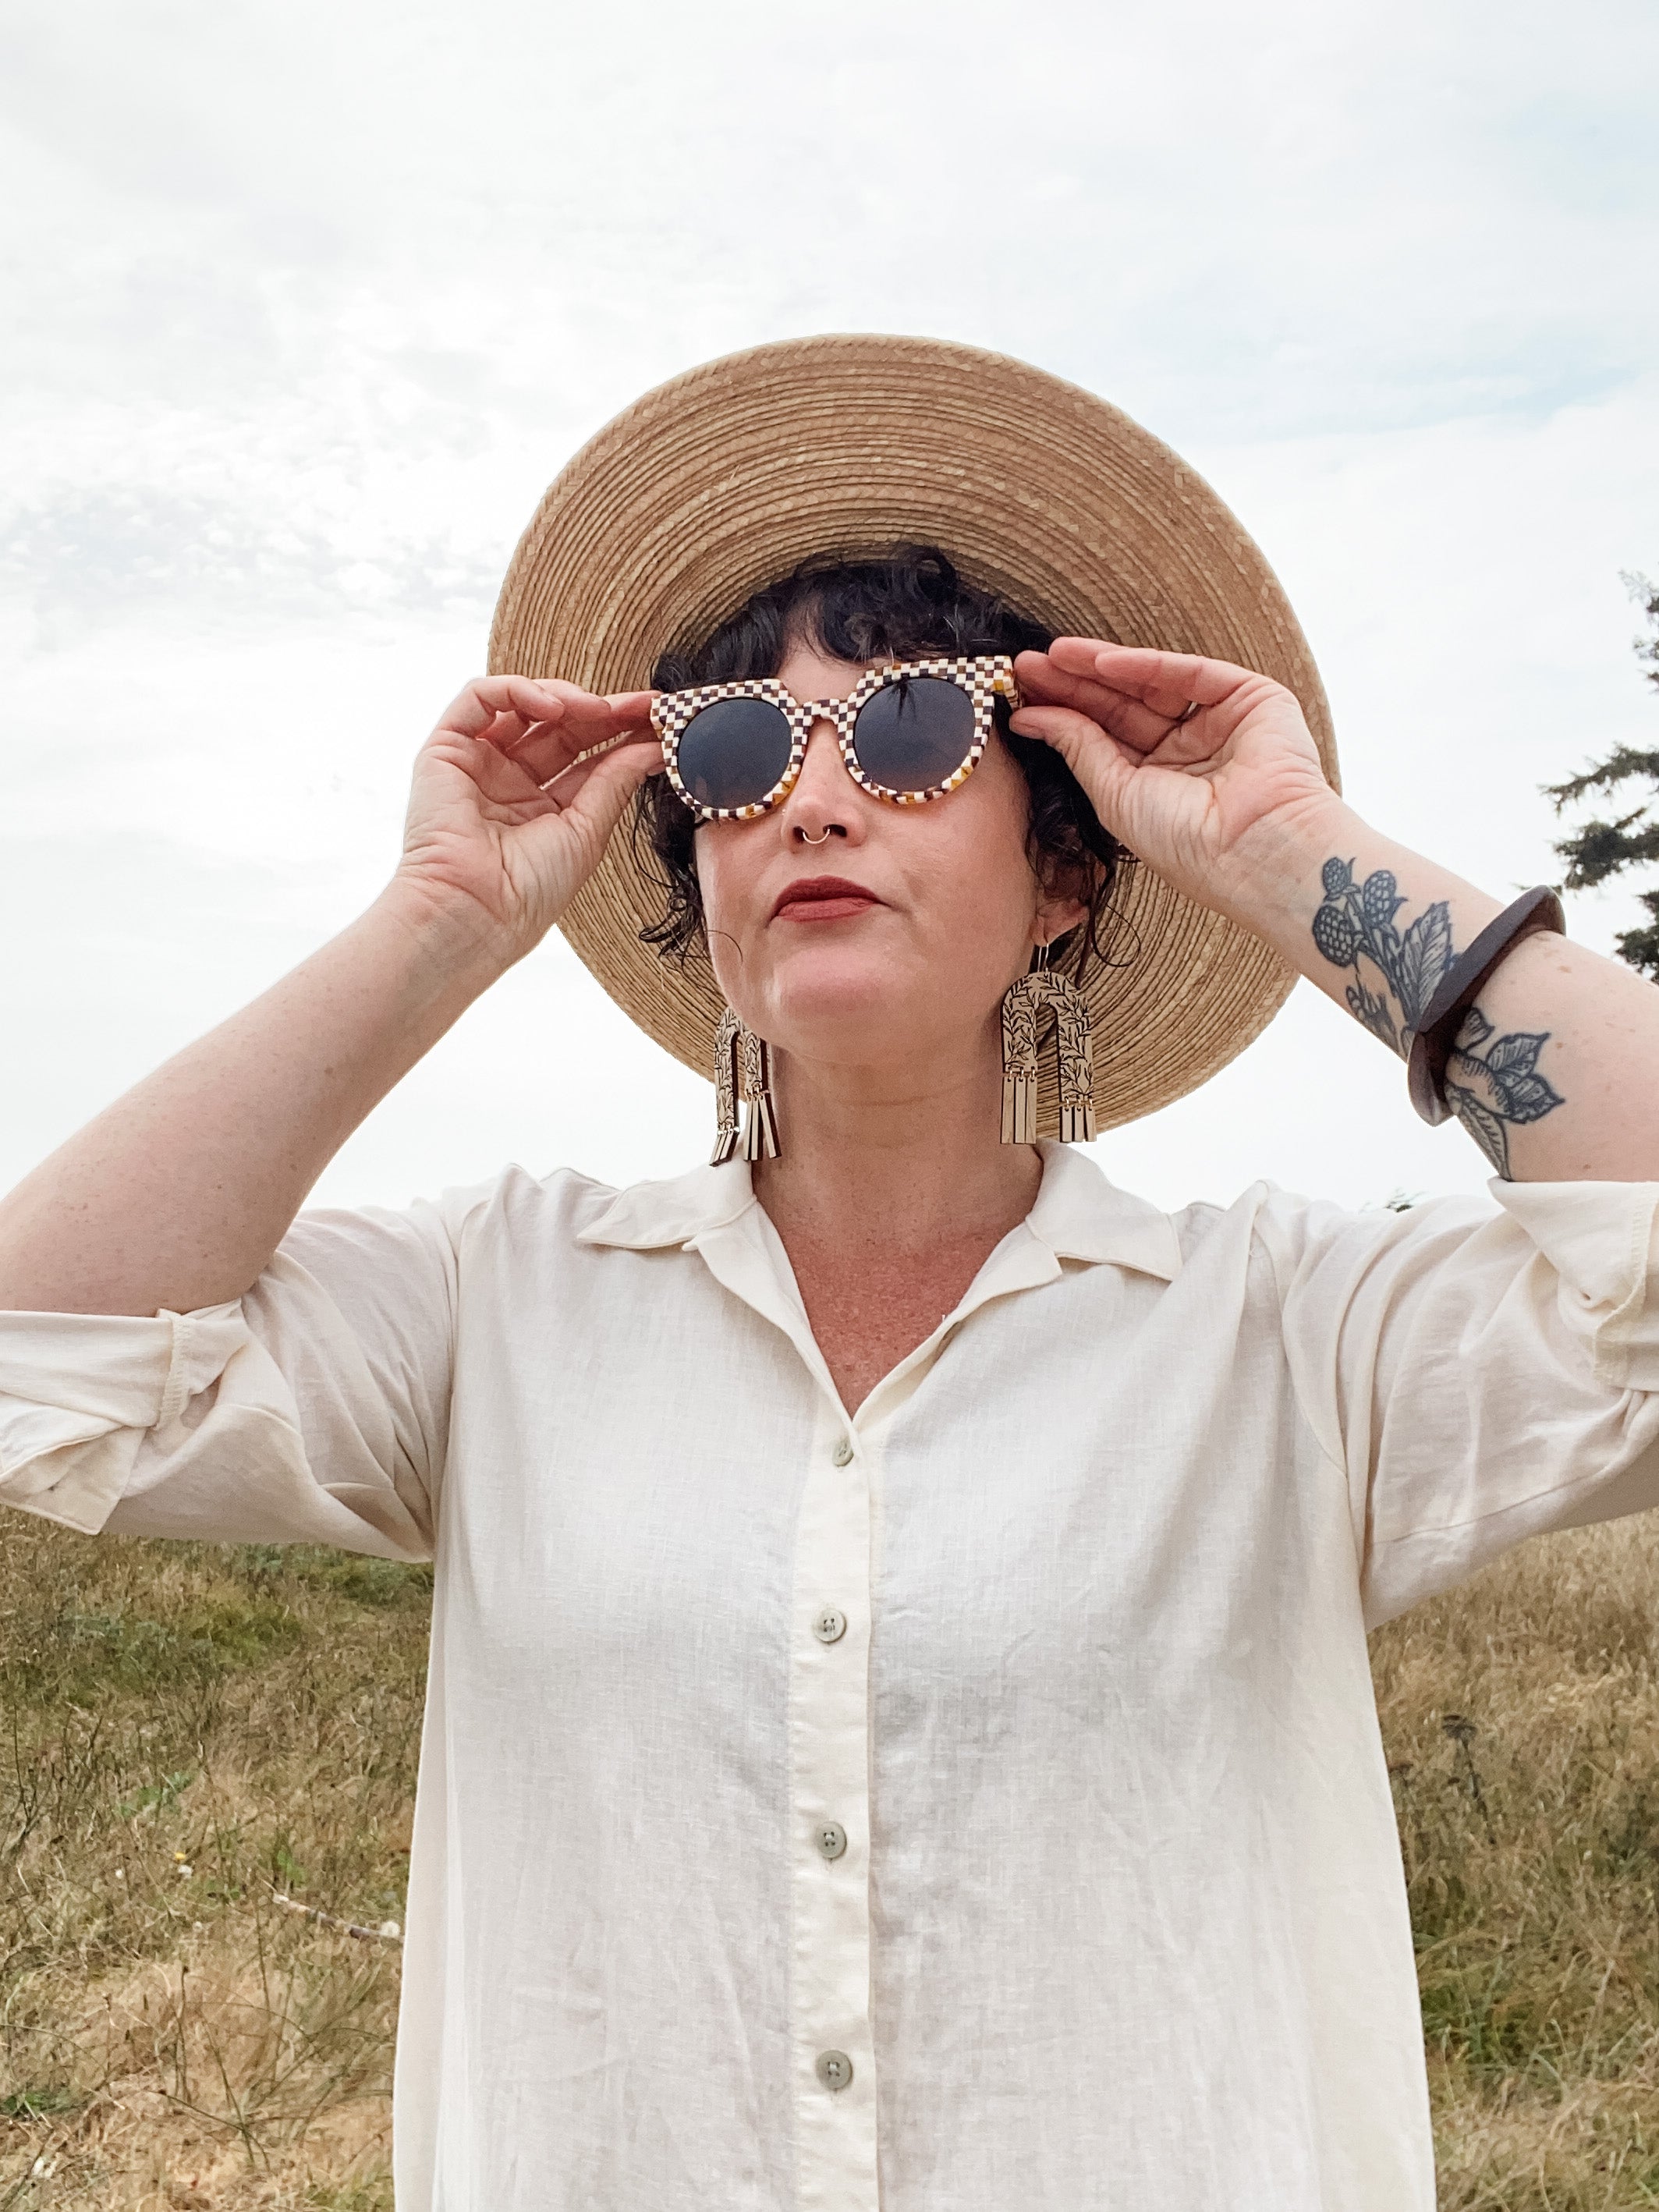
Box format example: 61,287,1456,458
1257,1179,1659,1626
0,1196,463,1558
9,1161,1659,1615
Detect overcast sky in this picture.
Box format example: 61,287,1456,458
3,0,1657,1218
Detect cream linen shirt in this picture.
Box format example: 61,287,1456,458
4,1144,1659,2212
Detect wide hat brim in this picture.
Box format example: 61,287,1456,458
488,334,1337,1136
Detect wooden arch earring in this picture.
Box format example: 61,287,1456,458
711,1008,782,1166
999,943,1097,1145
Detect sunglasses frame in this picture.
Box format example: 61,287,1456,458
651,654,1022,824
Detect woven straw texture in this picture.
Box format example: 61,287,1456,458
487,334,1338,1134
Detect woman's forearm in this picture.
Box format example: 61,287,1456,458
1236,796,1659,1183
0,884,514,1316
1011,639,1659,1183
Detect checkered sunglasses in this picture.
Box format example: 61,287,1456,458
651,655,1022,823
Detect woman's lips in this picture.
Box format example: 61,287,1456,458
770,875,882,923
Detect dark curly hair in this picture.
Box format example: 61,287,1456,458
633,546,1132,982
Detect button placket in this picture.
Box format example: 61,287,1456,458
789,1413,877,2204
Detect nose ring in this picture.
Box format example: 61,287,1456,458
800,827,833,845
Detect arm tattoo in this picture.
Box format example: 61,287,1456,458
1310,858,1565,1178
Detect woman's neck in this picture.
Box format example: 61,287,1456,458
750,1030,1046,1413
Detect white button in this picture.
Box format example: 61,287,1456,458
815,1820,848,1861
815,2048,854,2091
811,1606,847,1644
831,1438,854,1467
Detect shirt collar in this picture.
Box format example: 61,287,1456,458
576,1141,1182,1281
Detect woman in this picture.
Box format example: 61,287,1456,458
2,337,1657,2212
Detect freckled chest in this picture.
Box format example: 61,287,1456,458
786,1235,1003,1413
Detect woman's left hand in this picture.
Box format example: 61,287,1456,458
1010,640,1338,922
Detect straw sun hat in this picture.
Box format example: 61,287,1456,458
487,335,1338,1135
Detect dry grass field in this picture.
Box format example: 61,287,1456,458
0,1527,424,2210
5,1512,1659,2208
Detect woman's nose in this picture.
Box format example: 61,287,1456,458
778,718,863,847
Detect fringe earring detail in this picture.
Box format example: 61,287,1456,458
711,1009,743,1164
711,1009,782,1165
739,1024,781,1161
1000,966,1097,1145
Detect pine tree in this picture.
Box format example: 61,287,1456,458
1546,574,1659,980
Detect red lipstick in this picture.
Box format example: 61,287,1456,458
770,875,882,923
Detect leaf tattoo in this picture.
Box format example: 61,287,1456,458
1394,906,1454,1030
1444,1012,1565,1177
1310,860,1566,1178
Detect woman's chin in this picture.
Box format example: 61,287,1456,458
757,948,975,1062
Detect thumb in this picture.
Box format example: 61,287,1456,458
548,739,661,867
1010,704,1140,842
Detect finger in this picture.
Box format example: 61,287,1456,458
1136,715,1235,772
434,675,572,743
1010,703,1142,773
473,707,534,757
519,679,659,740
1014,656,1172,752
1014,652,1175,752
530,732,664,864
435,674,642,753
537,687,656,746
425,724,551,810
423,721,640,825
539,729,665,804
492,723,663,795
486,686,654,782
1046,638,1252,718
1009,704,1143,835
492,716,579,786
602,689,658,728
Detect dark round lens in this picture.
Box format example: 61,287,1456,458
851,676,976,794
675,697,794,812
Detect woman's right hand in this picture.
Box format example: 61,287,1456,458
392,675,662,956
0,672,664,1317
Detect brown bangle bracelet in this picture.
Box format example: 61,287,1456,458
1406,886,1566,1125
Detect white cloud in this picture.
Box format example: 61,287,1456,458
2,0,1657,1218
